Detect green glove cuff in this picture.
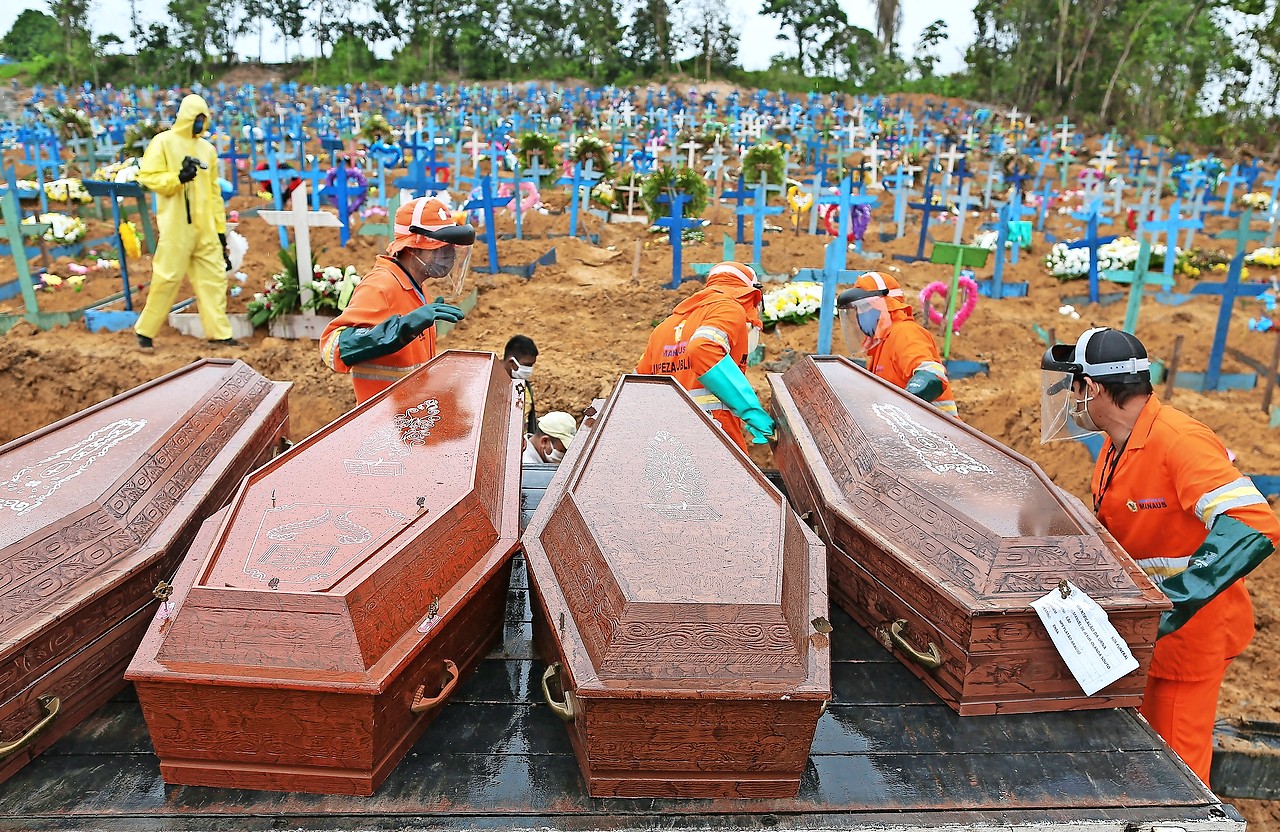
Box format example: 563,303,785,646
697,354,775,444
1157,514,1274,638
336,315,426,366
906,368,944,403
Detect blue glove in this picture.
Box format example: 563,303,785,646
697,354,775,444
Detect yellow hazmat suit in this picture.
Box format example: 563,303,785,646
134,94,232,342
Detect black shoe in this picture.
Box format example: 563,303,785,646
208,338,242,347
137,334,154,352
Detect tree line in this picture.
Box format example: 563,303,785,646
3,0,1278,147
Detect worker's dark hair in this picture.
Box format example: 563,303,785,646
504,335,538,361
1094,377,1153,409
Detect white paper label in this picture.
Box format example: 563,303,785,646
1031,581,1140,697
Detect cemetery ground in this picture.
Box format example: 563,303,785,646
2,162,1279,830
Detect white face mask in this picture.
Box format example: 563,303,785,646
546,445,565,463
747,325,761,353
1068,384,1099,432
510,361,534,382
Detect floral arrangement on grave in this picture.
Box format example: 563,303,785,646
589,180,623,212
762,282,823,328
1240,192,1276,211
640,164,710,223
567,134,615,180
572,101,598,129
1043,236,1199,281
246,247,303,326
1247,247,1280,269
885,148,927,179
516,132,560,185
741,141,786,188
360,113,397,143
1170,156,1224,192
42,105,93,140
41,178,92,204
23,212,87,245
119,221,142,258
680,121,731,151
123,119,163,158
307,265,361,315
90,158,141,184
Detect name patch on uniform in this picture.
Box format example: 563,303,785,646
1126,497,1167,512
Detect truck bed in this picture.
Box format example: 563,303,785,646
0,465,1244,831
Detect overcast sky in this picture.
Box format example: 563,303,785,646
2,0,979,75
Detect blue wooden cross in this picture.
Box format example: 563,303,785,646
722,175,753,244
81,179,148,313
1145,199,1200,287
295,154,327,210
1219,164,1248,217
894,171,946,263
740,178,784,268
218,137,247,196
654,193,703,289
319,164,356,247
794,241,861,353
1067,200,1117,304
463,177,506,275
248,146,293,248
395,138,449,197
980,202,1029,299
555,160,603,240
1035,179,1056,231
883,171,915,239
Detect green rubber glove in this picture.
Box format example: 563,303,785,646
335,303,463,366
697,354,775,444
1157,514,1274,638
906,368,944,403
402,302,465,337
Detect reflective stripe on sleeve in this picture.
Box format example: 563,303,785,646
321,327,347,372
690,326,731,353
686,386,728,413
1194,477,1268,527
934,399,958,416
918,360,949,382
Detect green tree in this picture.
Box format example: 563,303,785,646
680,0,739,82
626,0,676,74
270,0,307,61
1,10,61,61
759,0,849,75
43,0,95,81
913,18,947,78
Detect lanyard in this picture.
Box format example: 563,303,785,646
1094,442,1123,514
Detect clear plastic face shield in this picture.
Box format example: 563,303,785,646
1040,328,1149,443
838,294,891,355
1040,370,1100,443
405,222,475,302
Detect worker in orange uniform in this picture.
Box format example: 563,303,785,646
836,272,957,416
636,261,774,453
1041,327,1277,784
321,197,475,403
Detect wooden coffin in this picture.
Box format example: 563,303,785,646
770,356,1170,716
127,350,522,796
0,359,290,783
525,374,830,799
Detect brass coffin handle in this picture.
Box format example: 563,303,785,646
889,620,943,671
541,662,576,722
411,660,459,713
0,695,61,761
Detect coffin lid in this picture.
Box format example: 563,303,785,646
0,359,284,655
141,350,519,687
772,356,1166,609
526,374,827,693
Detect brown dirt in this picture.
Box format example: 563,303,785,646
3,142,1280,823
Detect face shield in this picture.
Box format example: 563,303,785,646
406,221,475,302
838,294,891,355
1040,369,1101,443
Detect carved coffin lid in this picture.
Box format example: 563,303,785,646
0,359,287,653
525,375,828,696
772,356,1165,610
134,351,520,690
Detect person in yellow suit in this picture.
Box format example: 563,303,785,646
134,94,236,350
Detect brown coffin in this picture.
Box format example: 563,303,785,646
127,350,522,796
0,359,290,782
770,356,1171,716
524,375,830,799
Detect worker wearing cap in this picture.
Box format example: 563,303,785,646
321,196,476,404
836,272,957,416
1041,327,1278,783
636,261,774,454
523,411,577,465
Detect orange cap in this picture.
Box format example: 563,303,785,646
387,196,456,255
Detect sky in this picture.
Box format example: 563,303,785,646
1,0,980,76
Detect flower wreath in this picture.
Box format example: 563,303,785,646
323,165,369,215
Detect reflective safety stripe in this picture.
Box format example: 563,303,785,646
934,399,958,416
1194,477,1267,527
690,325,731,353
321,327,346,371
351,361,427,382
686,386,728,413
917,360,949,382
1135,555,1192,582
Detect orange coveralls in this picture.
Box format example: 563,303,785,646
866,309,958,417
320,255,439,404
636,288,754,453
1092,396,1279,783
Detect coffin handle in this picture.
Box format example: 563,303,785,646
541,662,576,721
889,620,943,671
410,660,459,713
0,695,60,761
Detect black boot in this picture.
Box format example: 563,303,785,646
208,338,242,347
137,334,154,352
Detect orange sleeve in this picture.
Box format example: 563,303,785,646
320,281,394,374
1168,425,1280,546
892,325,947,382
685,300,745,376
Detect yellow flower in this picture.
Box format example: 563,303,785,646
43,274,64,290
119,221,142,259
67,275,85,292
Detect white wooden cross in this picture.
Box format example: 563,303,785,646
1092,140,1117,174
616,172,642,215
680,139,703,168
1109,176,1127,215
899,162,925,187
258,181,342,309
672,111,687,131
964,125,978,146
937,144,964,174
861,139,886,185
618,100,635,128
845,121,861,151
1056,120,1074,151
464,131,488,170
1006,106,1021,122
